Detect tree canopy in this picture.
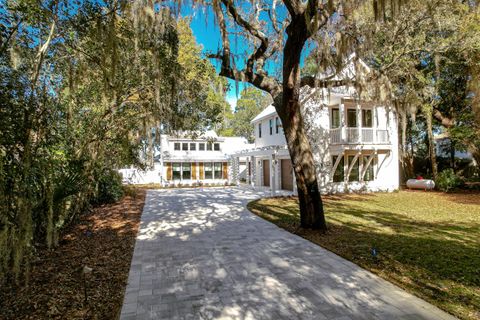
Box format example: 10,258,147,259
0,0,227,282
230,87,272,142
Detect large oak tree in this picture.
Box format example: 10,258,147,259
204,0,360,230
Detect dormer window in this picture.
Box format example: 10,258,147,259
214,143,220,151
199,143,205,151
258,123,262,138
190,143,196,151
174,143,180,151
182,143,188,151
207,142,213,151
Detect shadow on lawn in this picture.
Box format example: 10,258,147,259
248,197,480,319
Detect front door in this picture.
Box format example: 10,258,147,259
263,159,270,187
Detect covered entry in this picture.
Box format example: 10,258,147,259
263,159,270,187
281,159,294,191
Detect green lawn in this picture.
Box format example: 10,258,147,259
247,191,480,320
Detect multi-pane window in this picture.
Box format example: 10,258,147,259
204,163,213,179
214,162,222,179
362,109,373,127
348,155,359,181
347,109,357,127
214,143,220,151
363,155,375,181
269,119,273,135
332,155,344,182
174,143,180,151
207,142,212,151
172,163,181,180
182,143,188,151
276,117,280,134
331,108,340,128
199,143,205,151
258,123,262,138
190,143,196,151
182,162,191,180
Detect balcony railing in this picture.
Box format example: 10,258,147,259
329,127,390,144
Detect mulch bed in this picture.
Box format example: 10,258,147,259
0,190,146,320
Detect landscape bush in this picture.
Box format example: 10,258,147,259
436,169,464,192
94,169,124,204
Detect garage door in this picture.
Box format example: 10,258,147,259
263,159,270,187
281,159,294,191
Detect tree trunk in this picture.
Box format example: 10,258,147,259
425,108,438,179
275,18,327,231
278,103,327,230
398,108,414,182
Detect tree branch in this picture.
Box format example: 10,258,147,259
210,0,282,97
283,0,304,16
433,108,455,128
300,75,351,88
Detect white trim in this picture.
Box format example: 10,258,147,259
360,153,376,182
346,152,361,182
330,153,345,182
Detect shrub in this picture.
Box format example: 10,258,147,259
94,169,124,204
436,169,464,192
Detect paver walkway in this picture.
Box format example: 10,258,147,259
120,188,456,320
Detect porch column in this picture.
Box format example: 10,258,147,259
234,157,240,185
250,156,256,188
357,103,362,143
270,152,276,196
373,105,377,144
339,102,346,143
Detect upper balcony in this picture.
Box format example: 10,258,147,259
329,127,390,145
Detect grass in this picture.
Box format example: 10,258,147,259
247,190,480,320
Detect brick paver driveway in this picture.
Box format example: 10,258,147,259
120,188,455,320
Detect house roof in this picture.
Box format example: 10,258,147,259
250,54,374,124
251,105,277,124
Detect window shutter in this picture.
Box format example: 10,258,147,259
166,162,172,180
222,162,228,179
192,162,197,179
199,162,204,179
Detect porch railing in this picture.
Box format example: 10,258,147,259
329,128,390,144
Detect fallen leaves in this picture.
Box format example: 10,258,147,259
0,190,146,320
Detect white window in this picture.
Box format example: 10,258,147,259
182,162,191,179
362,109,373,127
331,108,340,128
214,162,222,179
204,163,213,179
347,109,357,127
172,163,181,180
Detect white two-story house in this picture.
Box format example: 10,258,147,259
230,59,399,194
120,130,253,185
